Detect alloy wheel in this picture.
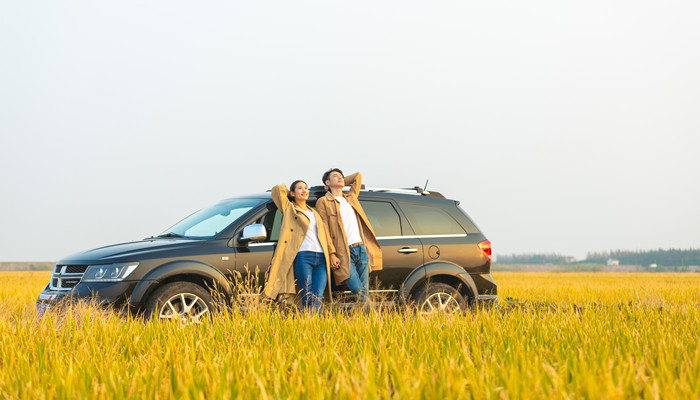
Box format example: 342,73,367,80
158,292,210,323
420,292,461,315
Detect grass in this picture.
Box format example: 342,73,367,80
1,271,698,399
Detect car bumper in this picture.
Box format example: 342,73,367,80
35,281,141,317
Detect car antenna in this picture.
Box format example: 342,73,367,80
414,180,430,195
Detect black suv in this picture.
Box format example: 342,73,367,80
36,187,497,320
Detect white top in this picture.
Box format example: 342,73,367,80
335,196,363,245
298,210,324,253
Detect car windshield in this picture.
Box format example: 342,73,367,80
159,198,264,238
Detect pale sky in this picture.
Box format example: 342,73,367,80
1,1,699,262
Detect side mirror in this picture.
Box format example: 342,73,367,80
239,223,267,244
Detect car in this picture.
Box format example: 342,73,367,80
36,186,497,320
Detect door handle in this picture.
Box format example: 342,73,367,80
397,248,418,254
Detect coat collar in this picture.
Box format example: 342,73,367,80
324,190,349,202
292,202,314,220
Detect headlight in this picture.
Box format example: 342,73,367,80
82,262,139,282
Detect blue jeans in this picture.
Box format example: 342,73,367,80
343,244,369,303
293,251,328,312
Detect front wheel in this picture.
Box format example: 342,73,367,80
144,282,214,323
412,282,466,315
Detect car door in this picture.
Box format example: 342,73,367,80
397,202,475,269
232,209,282,294
360,199,425,298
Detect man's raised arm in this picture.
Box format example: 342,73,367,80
344,172,362,197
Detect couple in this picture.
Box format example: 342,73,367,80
263,168,382,312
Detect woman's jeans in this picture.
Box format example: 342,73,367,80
293,251,328,312
343,244,370,304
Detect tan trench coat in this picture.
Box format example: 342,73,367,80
315,172,383,284
263,184,334,301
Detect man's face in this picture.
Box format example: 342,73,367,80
326,171,345,188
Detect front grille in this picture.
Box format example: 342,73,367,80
49,265,88,291
64,265,88,274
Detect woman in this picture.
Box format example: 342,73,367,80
263,180,334,312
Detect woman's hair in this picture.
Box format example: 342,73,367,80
288,180,307,201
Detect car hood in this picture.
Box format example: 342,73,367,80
58,238,205,265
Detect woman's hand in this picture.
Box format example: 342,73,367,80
330,253,341,270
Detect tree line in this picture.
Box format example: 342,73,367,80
496,248,700,266
584,248,700,266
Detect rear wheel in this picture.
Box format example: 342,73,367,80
412,282,466,315
144,282,214,323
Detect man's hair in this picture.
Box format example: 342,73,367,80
322,168,344,189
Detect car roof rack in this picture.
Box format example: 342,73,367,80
305,185,445,198
365,187,446,198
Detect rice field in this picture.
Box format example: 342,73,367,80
1,271,698,399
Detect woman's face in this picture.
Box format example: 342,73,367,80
290,181,309,202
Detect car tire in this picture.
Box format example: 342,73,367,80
144,282,215,323
412,282,467,315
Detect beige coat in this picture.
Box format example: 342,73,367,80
263,184,334,301
315,172,383,284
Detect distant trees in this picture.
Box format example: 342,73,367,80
585,248,700,267
496,249,700,266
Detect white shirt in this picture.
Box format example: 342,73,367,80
335,196,363,245
298,210,324,253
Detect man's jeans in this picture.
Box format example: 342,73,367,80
293,251,328,312
343,244,369,303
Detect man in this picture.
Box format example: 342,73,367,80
315,168,382,304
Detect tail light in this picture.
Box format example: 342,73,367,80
478,240,492,261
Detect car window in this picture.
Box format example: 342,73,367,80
247,209,283,242
162,198,264,238
269,210,283,241
399,203,466,235
260,200,403,241
360,200,402,237
456,206,481,234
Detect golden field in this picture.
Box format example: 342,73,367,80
1,271,698,399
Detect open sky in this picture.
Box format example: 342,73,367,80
1,1,699,262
